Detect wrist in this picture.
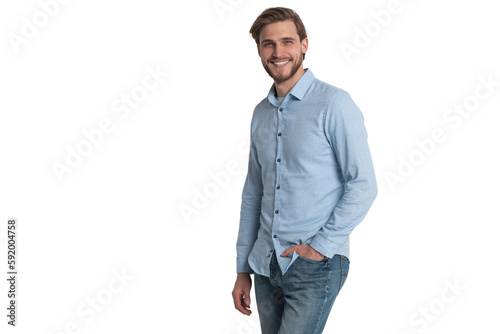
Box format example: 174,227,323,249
308,245,322,256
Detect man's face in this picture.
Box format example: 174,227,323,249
257,20,308,85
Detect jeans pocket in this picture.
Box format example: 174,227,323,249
297,254,328,263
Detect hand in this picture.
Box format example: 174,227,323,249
281,245,325,261
232,273,252,316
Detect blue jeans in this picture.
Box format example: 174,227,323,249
254,251,349,334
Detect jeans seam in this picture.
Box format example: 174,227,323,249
312,258,330,334
339,256,343,291
339,256,346,291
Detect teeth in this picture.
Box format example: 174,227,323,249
273,61,289,66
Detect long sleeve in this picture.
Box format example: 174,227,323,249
238,69,377,276
309,90,378,258
236,132,263,273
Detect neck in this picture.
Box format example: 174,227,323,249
274,67,306,97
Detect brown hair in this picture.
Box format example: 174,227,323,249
249,7,308,59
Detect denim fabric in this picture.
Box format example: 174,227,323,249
254,251,349,334
236,68,377,276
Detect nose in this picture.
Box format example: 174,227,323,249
272,43,285,59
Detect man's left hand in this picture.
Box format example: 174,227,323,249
281,245,325,261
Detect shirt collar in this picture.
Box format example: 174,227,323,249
267,68,315,107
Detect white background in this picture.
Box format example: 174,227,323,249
1,0,499,333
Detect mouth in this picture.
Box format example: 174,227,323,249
270,60,290,67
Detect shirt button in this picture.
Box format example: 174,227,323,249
277,159,281,162
277,133,281,136
267,254,271,258
273,235,277,238
276,185,280,189
275,210,279,214
279,108,283,111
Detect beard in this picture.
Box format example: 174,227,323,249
262,54,303,84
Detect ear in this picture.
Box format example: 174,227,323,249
301,37,309,55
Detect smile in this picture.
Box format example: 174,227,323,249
271,60,290,67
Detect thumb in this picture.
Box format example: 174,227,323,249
243,291,251,307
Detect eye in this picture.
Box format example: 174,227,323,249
264,42,273,46
285,40,293,44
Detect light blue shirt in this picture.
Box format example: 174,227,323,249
236,69,377,276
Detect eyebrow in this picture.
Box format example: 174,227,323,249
261,36,297,44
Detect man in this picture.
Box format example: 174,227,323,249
232,7,378,334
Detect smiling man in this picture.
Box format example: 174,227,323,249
231,7,378,334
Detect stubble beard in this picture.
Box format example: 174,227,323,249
263,54,303,84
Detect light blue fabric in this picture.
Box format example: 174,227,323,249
236,69,377,276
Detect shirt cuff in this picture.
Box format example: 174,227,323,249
309,233,340,259
236,258,254,274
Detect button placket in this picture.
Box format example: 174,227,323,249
272,105,284,245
